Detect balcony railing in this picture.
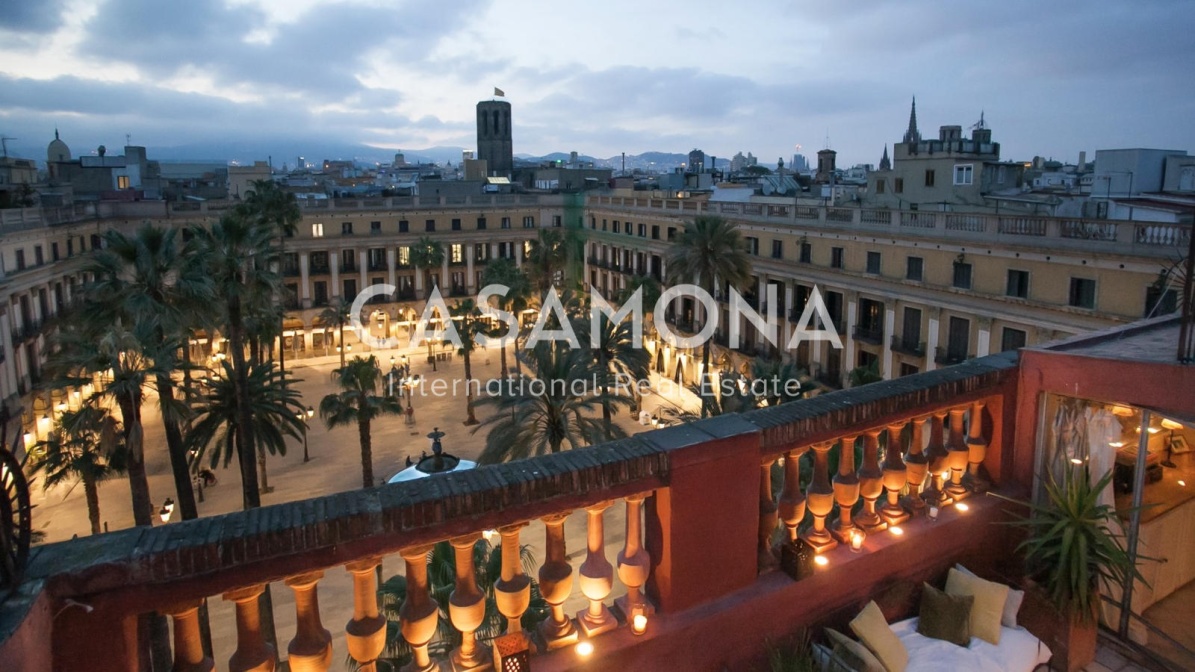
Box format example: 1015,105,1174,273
891,335,926,357
935,346,971,366
853,324,883,345
1,352,1024,671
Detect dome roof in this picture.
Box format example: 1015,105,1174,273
47,129,70,163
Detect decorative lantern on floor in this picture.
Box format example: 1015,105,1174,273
492,631,531,672
780,538,817,580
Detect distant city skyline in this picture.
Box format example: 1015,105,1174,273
2,1,1194,168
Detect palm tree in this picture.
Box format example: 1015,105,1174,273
451,300,485,425
847,360,882,388
578,312,650,434
410,237,445,300
619,273,663,311
319,356,404,488
751,359,814,407
318,299,352,369
473,342,628,464
479,258,530,377
241,179,300,374
189,212,281,509
525,229,568,297
84,224,213,521
187,360,305,480
47,320,161,526
666,215,753,417
31,407,126,535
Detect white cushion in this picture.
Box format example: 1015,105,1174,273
890,617,1052,672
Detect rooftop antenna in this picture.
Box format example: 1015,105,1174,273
125,133,132,146
824,130,831,150
972,111,987,131
0,136,15,158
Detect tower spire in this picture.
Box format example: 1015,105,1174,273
55,127,60,140
879,144,891,171
903,96,921,144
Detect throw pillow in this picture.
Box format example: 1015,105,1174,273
946,567,1009,645
917,582,974,647
849,601,909,672
954,563,1024,627
824,628,885,672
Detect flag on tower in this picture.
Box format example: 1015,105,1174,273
494,87,505,97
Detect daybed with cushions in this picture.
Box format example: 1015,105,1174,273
815,566,1052,672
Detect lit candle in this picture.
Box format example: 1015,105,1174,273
814,555,829,567
632,614,648,635
889,526,904,537
849,529,865,553
928,505,940,521
956,502,970,513
575,641,594,658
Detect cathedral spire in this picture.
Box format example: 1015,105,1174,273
879,144,891,171
903,96,921,144
55,128,59,140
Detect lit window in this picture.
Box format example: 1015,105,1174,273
953,164,974,186
398,246,410,266
451,244,463,264
312,223,324,238
117,175,131,189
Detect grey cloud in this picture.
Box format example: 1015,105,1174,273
0,0,69,33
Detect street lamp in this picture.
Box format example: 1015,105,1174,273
300,406,314,462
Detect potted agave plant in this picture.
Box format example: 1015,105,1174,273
1007,467,1147,672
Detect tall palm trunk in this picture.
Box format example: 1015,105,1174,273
117,391,153,526
357,411,373,489
499,339,509,378
339,323,346,369
155,372,198,520
599,350,612,431
464,350,477,425
226,295,261,509
83,472,101,535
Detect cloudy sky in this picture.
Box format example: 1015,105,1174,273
1,0,1193,166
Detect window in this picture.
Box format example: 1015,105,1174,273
601,219,607,231
875,180,886,194
398,246,410,266
611,221,620,234
953,164,974,186
946,316,970,362
638,223,646,237
451,244,463,264
117,175,130,189
799,242,812,264
771,240,783,259
312,223,324,237
474,244,488,262
370,221,382,234
952,261,973,289
1006,269,1029,299
866,251,881,274
667,228,677,241
745,237,759,255
523,216,535,228
15,249,25,270
1145,286,1178,317
894,178,904,194
651,225,660,240
899,363,919,377
51,243,59,261
313,281,328,306
553,215,562,227
425,219,435,232
925,169,936,187
341,249,356,271
341,221,353,235
1001,328,1027,352
831,247,844,269
343,278,357,299
523,241,532,259
501,217,511,229
1069,277,1096,309
67,239,73,257
589,216,596,230
476,217,486,230
34,246,43,265
451,218,462,231
901,307,922,349
906,256,924,281
398,220,409,233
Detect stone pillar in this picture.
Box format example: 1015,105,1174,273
757,457,779,570
783,282,795,352
465,243,475,292
449,533,490,669
925,307,941,372
924,411,951,506
514,241,523,268
844,293,858,378
778,448,809,543
538,511,578,649
831,436,861,543
299,252,311,308
386,248,396,290
882,306,895,379
902,416,930,514
399,545,439,672
284,571,332,672
494,523,531,631
330,250,341,301
976,317,992,358
577,501,617,636
802,442,837,552
345,558,387,672
414,259,424,294
440,252,449,293
164,601,215,672
966,400,990,492
856,430,886,533
880,422,910,526
946,407,970,500
615,492,653,617
358,249,368,291
223,585,275,672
